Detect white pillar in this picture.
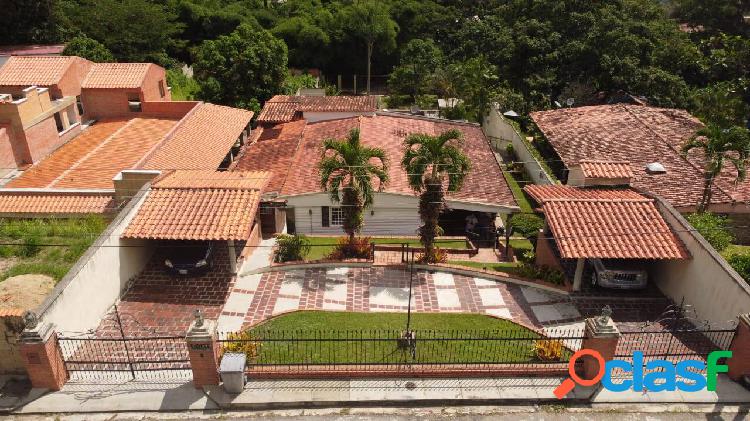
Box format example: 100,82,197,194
227,240,237,274
573,258,585,292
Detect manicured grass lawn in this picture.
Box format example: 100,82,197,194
305,236,469,261
235,311,556,365
0,217,107,282
447,260,523,275
721,244,750,259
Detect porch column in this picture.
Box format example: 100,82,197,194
728,313,750,382
573,258,585,291
227,240,237,274
19,320,68,391
186,313,221,388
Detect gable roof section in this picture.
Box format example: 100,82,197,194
524,185,688,260
529,104,731,208
0,192,115,215
0,56,85,87
578,160,633,179
122,170,269,241
142,103,253,171
277,114,517,208
81,63,154,89
257,95,378,124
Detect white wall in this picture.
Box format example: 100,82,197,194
303,111,376,123
35,186,155,334
653,195,750,327
482,107,555,185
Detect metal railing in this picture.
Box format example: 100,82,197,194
614,328,736,368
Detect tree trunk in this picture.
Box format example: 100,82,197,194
366,42,373,94
418,175,445,262
699,172,714,212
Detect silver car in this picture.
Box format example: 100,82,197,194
590,258,648,289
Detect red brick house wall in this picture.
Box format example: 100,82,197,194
53,58,92,99
0,125,17,171
82,66,171,120
141,65,170,102
23,117,80,163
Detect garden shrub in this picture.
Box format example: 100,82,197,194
728,254,750,282
516,264,566,285
19,236,41,258
222,331,259,365
685,212,734,252
417,247,447,264
509,213,544,239
274,234,311,263
519,250,536,264
327,236,373,260
533,339,564,361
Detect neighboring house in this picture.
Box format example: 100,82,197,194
528,104,750,242
234,112,519,236
0,44,66,69
256,94,379,127
80,63,171,119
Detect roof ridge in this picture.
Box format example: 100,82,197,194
544,197,653,203
278,120,309,195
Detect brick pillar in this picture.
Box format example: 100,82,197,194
728,314,750,382
580,313,620,381
186,317,221,388
19,322,68,391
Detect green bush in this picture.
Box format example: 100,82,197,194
509,213,544,239
516,264,566,285
728,254,750,282
686,212,734,252
327,236,373,260
274,234,311,263
19,236,41,258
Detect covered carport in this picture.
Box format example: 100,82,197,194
524,185,690,291
121,170,270,275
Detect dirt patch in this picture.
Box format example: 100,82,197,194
0,274,55,312
0,256,17,274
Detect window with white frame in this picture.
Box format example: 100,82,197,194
330,207,344,226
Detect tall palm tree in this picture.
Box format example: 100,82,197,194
319,128,389,241
681,123,750,212
401,129,471,261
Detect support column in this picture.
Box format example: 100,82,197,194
19,320,68,391
580,308,620,381
573,258,585,292
728,313,750,382
186,312,221,388
227,240,237,275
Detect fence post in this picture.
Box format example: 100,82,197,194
19,321,68,391
580,312,620,382
186,315,221,388
728,313,750,382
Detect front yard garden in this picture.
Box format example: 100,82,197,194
0,217,106,282
227,311,568,365
304,236,469,261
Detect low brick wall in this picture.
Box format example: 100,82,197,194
0,311,26,374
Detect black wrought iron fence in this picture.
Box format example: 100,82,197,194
614,328,736,369
218,328,584,375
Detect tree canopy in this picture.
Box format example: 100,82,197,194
62,36,114,63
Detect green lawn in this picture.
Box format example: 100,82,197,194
0,217,107,282
502,165,534,213
233,311,558,365
721,244,750,259
305,236,469,261
447,260,523,274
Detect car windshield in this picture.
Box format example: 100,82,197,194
601,259,645,271
162,242,211,263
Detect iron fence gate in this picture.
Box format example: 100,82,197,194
218,328,585,377
58,335,191,381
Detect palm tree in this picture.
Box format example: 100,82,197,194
319,128,389,241
401,129,471,262
681,123,750,212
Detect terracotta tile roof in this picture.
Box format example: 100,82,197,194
142,103,253,171
81,63,154,89
523,185,688,260
122,170,269,240
232,120,307,193
277,114,517,208
257,95,378,123
0,192,115,215
530,104,732,208
577,160,633,179
0,308,25,317
153,170,270,190
0,55,84,87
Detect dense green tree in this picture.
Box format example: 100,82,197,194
686,212,735,251
64,0,182,65
0,0,69,45
670,0,749,35
401,130,471,262
691,82,750,128
318,129,389,241
387,39,443,99
344,0,398,93
192,23,288,110
62,35,114,62
271,16,330,69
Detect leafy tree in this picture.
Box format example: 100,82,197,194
166,69,200,101
401,130,471,262
727,254,750,282
0,0,69,45
282,72,318,95
192,23,288,110
64,0,182,65
319,129,389,241
345,0,398,93
670,0,749,35
387,39,443,100
690,81,750,128
681,124,750,211
686,212,735,251
62,35,114,62
271,16,331,69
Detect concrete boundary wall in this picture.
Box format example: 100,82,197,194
34,184,155,334
482,107,554,185
652,193,750,327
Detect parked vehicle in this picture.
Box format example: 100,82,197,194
590,258,648,289
163,241,214,276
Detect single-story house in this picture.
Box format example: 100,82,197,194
256,94,378,127
233,112,519,237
